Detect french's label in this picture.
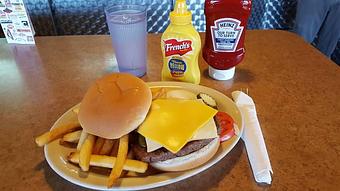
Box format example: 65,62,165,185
164,39,192,56
168,57,186,77
211,18,244,52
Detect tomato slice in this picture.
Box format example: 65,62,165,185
214,111,235,142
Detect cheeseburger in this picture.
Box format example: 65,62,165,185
78,73,230,172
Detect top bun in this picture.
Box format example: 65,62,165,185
78,73,152,139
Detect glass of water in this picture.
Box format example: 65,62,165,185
105,5,147,77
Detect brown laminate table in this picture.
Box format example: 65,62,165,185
0,30,339,191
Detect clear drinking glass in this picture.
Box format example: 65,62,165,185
105,5,147,77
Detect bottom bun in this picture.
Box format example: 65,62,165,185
150,138,220,171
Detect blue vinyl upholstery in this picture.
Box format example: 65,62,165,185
0,0,338,64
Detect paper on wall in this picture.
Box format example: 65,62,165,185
0,0,35,44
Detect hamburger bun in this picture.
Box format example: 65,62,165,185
150,138,220,171
78,73,152,139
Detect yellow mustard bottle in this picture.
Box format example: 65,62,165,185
161,0,201,84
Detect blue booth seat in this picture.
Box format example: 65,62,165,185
0,0,339,65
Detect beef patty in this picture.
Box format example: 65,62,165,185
133,138,214,163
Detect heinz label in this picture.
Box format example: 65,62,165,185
164,39,192,56
211,18,244,52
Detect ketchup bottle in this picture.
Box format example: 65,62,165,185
203,0,252,80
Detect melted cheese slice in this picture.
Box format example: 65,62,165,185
145,118,218,152
137,99,217,153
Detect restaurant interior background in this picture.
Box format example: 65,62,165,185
1,0,339,65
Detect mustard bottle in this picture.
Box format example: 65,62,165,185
161,0,201,84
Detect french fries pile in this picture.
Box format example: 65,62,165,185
35,109,148,188
35,88,172,187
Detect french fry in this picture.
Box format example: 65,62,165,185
151,87,167,100
59,139,77,147
72,107,80,114
79,134,96,171
93,137,105,154
62,130,82,143
77,130,88,150
107,135,129,188
68,152,148,173
126,171,140,177
110,139,119,156
99,139,115,155
35,122,81,147
120,150,136,177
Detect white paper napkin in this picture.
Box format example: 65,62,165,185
232,91,273,184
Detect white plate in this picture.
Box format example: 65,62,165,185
44,81,244,190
